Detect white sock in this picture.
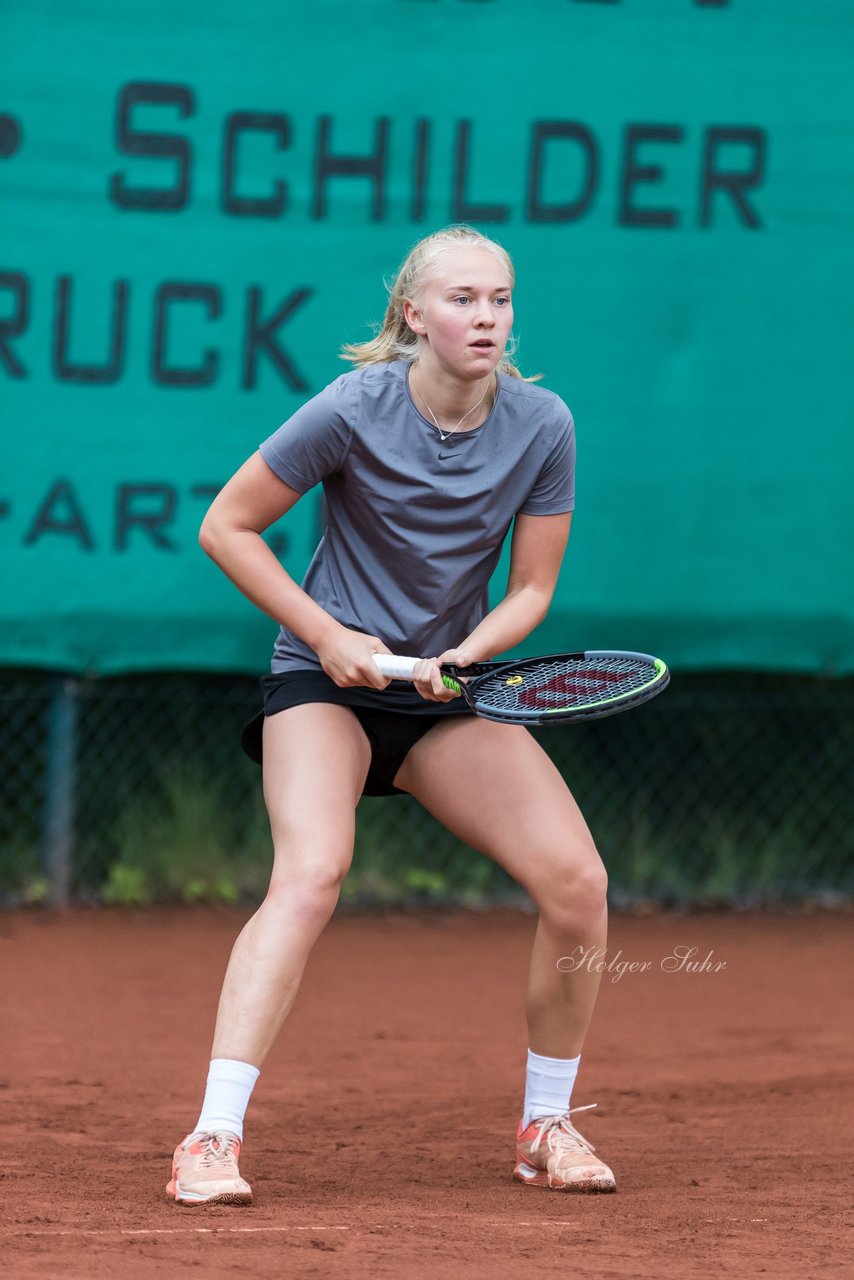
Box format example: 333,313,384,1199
191,1058,260,1142
522,1048,581,1128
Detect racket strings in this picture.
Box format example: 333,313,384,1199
477,657,656,713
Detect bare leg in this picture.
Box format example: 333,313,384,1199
210,703,371,1066
394,717,607,1058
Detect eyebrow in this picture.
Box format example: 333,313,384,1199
443,284,512,293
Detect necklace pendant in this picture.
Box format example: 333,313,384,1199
415,369,494,444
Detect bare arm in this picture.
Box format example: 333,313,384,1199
414,511,572,699
199,452,390,687
461,511,572,660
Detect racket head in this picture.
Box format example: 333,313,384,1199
441,650,669,725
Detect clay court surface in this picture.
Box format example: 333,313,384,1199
2,908,852,1279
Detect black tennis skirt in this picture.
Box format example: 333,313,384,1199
241,668,470,796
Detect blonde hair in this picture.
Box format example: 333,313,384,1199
341,225,537,380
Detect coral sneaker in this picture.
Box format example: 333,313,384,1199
514,1104,616,1193
166,1131,253,1206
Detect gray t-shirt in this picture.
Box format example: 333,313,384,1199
259,360,575,683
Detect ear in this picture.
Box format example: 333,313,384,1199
403,298,426,335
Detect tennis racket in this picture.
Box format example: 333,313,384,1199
372,650,669,725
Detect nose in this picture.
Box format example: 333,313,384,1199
473,299,494,326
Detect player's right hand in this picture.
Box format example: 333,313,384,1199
316,625,392,689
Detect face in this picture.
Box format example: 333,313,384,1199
405,247,514,380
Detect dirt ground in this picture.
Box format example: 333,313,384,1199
2,907,852,1279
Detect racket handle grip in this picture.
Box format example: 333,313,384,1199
373,653,421,680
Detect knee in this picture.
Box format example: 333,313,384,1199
533,847,608,935
265,859,349,929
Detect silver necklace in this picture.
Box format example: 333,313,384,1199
414,372,493,442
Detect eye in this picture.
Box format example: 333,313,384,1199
453,295,472,305
495,296,511,306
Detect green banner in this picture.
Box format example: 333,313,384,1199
2,1,852,675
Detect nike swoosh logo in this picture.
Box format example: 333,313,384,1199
438,452,458,460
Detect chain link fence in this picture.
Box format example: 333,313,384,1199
1,668,852,909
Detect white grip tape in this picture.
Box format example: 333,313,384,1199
372,653,422,680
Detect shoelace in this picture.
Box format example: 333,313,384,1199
529,1103,599,1158
196,1133,240,1169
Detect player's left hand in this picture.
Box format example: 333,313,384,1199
412,648,473,702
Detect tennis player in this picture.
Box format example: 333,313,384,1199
167,225,616,1204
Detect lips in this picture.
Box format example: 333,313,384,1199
470,340,494,348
